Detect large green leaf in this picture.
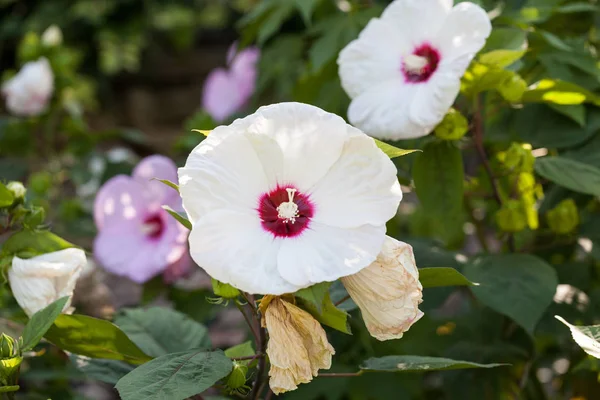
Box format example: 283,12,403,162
44,314,152,365
114,307,210,358
419,268,476,289
295,282,330,313
413,141,464,242
71,355,134,385
464,255,558,335
556,316,600,359
360,355,507,372
1,229,75,258
0,183,14,208
535,157,600,196
21,296,69,351
522,79,600,106
299,293,351,334
115,350,233,400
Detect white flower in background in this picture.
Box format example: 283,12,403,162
8,248,86,316
41,25,63,47
338,0,491,140
179,102,402,295
341,236,423,340
1,57,54,117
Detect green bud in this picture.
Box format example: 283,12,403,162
547,199,579,234
496,199,527,233
226,362,248,390
6,182,26,201
434,108,468,141
211,278,240,299
0,334,17,359
41,25,63,47
23,206,45,228
498,73,527,102
498,143,535,173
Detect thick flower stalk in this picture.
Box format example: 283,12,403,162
178,102,402,294
1,57,54,117
8,248,86,316
260,296,335,394
202,44,260,122
94,155,190,283
341,236,423,341
338,0,491,139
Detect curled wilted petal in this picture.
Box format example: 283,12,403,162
341,236,423,341
262,297,335,394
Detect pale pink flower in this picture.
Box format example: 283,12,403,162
2,57,54,117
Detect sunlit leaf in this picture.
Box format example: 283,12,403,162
373,139,420,159
556,316,600,359
21,296,69,351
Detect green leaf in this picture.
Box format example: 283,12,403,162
555,316,600,359
162,205,192,230
298,293,351,334
419,268,477,289
479,49,526,68
522,79,600,106
114,307,210,358
549,104,586,126
328,281,357,312
224,341,256,367
538,30,573,52
464,254,558,335
373,139,420,159
71,355,134,385
294,282,330,313
21,296,69,351
115,350,233,400
413,141,464,243
153,178,179,194
482,27,528,52
462,62,526,102
360,355,508,372
44,314,152,365
0,183,14,208
535,157,600,197
293,0,321,26
1,229,75,258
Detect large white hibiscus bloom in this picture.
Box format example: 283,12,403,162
338,0,491,140
179,102,402,295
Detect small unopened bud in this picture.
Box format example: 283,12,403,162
226,362,248,390
547,199,579,234
42,25,63,47
6,181,26,201
496,200,527,233
211,278,240,299
498,143,535,173
434,108,468,141
0,333,17,359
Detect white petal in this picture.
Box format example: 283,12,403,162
178,131,271,222
244,102,350,191
309,133,401,228
187,209,299,295
408,68,461,130
348,80,432,140
434,2,492,63
277,223,385,287
338,19,407,98
8,248,86,316
381,0,452,39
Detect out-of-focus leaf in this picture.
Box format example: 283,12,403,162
535,157,600,197
21,297,69,351
360,355,507,372
482,27,528,52
555,316,600,359
114,307,210,358
0,183,14,207
479,49,526,68
115,350,232,400
45,314,152,365
549,104,586,126
522,79,600,106
162,205,192,230
419,268,477,288
293,0,321,26
71,355,134,385
464,254,558,335
224,341,256,367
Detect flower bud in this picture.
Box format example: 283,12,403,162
8,248,85,316
262,296,335,394
1,57,54,117
41,25,63,47
434,108,468,141
211,278,240,299
341,236,423,341
0,334,17,359
226,362,248,390
547,199,579,234
495,199,527,233
6,182,26,201
498,143,535,173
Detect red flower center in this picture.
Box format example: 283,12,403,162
402,44,440,83
142,213,165,239
258,185,314,238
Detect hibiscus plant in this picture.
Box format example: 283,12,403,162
1,0,600,399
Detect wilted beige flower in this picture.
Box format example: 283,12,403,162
261,296,335,394
341,236,423,341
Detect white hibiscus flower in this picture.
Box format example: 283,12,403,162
338,0,491,140
178,102,402,295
